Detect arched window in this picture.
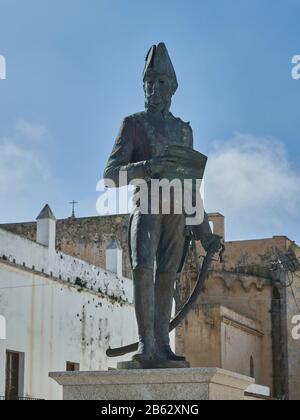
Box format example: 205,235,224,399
250,356,255,378
106,238,123,277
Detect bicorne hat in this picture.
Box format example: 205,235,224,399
143,42,178,94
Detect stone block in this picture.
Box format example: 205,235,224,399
50,368,254,400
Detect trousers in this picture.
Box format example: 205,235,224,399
129,210,186,274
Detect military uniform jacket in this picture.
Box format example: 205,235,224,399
104,111,193,188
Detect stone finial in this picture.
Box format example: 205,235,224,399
106,238,123,278
37,204,56,221
36,204,56,249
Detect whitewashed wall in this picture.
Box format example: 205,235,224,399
0,228,133,302
0,228,137,400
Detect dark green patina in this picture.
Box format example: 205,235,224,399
104,43,222,368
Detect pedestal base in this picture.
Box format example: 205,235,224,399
117,359,190,369
50,368,255,400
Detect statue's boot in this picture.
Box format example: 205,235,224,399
155,272,186,362
132,268,156,362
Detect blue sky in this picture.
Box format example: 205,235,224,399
0,0,299,243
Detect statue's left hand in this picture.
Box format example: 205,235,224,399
201,233,223,255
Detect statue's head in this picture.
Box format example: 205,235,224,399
143,43,178,115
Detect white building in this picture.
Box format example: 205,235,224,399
0,205,137,400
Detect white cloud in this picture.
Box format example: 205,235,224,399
16,119,46,142
0,141,50,196
204,133,300,240
0,121,55,222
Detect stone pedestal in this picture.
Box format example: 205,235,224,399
49,368,255,400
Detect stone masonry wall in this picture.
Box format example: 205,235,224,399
2,215,132,279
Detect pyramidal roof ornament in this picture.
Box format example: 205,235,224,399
36,204,56,221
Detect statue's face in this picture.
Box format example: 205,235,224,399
144,73,173,113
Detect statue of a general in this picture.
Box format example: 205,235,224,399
104,43,222,366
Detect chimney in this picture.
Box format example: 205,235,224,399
36,204,56,250
106,238,123,277
208,213,225,241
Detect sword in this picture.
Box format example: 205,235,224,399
106,237,224,358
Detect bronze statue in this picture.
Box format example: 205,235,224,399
104,43,222,368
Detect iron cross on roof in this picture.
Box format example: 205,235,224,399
69,200,78,218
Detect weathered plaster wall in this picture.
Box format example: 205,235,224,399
219,236,291,272
176,272,273,391
0,228,137,400
2,215,132,279
208,213,225,239
1,217,292,280
220,306,263,380
175,303,264,384
2,216,300,399
0,264,137,400
0,227,133,303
